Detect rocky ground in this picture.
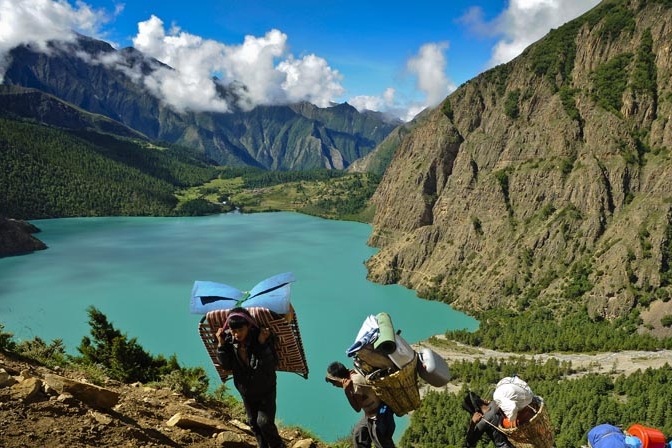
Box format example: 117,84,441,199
0,351,326,448
2,340,671,448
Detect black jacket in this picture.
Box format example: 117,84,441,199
215,327,278,399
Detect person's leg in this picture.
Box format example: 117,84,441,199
243,396,268,448
352,414,373,448
371,406,396,448
255,390,285,448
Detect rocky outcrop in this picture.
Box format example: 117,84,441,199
0,217,47,257
0,352,321,448
365,0,672,327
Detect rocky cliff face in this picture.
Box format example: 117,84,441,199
366,0,672,328
0,218,47,257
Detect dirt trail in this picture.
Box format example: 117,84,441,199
413,335,672,393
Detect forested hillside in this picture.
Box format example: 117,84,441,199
2,38,398,171
0,118,218,218
403,355,672,448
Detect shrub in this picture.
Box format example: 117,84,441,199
504,89,521,119
15,337,69,368
76,306,179,383
441,100,454,120
591,53,632,113
0,324,16,352
661,315,672,327
155,366,210,400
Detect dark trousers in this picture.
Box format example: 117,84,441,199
352,406,396,448
242,390,284,448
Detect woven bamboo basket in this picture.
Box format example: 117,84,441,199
199,305,309,383
498,399,554,448
367,353,421,416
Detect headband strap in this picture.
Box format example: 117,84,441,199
223,311,258,329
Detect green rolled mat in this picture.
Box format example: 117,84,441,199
373,312,397,354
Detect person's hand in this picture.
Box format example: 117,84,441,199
471,412,483,424
216,327,231,346
258,326,271,344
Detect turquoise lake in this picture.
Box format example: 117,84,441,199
0,212,477,443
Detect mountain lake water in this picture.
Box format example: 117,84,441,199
0,212,477,443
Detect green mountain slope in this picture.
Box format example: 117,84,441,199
0,118,217,218
3,36,399,170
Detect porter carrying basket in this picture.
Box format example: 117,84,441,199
497,399,554,448
367,353,421,417
199,304,309,382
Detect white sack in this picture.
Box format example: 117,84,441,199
492,376,534,421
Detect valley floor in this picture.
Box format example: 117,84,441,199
415,335,672,394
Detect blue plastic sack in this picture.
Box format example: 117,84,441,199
588,424,626,448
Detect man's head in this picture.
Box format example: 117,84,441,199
462,391,487,414
325,361,349,387
225,307,257,342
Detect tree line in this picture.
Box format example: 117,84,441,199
403,357,672,448
0,119,218,219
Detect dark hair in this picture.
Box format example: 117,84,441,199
462,391,486,414
227,307,255,330
327,361,350,379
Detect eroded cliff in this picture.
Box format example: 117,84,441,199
366,0,672,333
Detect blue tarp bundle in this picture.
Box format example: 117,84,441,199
190,272,295,315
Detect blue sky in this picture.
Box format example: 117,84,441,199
0,0,601,121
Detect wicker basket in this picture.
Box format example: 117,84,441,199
367,353,421,416
199,305,309,383
498,399,554,448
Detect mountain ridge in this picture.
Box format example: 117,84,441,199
364,0,672,334
2,34,398,170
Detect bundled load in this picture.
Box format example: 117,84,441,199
587,424,650,448
346,312,419,416
493,376,554,448
191,272,309,382
345,312,450,416
586,423,668,448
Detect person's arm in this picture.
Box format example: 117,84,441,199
465,413,485,448
343,378,362,412
249,327,278,371
215,327,236,370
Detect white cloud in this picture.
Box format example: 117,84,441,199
349,92,390,114
349,42,456,122
277,54,344,107
130,15,345,112
0,0,112,80
464,0,602,67
0,1,345,114
406,42,456,108
0,0,606,123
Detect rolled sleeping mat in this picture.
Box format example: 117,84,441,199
242,283,292,314
373,312,397,354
